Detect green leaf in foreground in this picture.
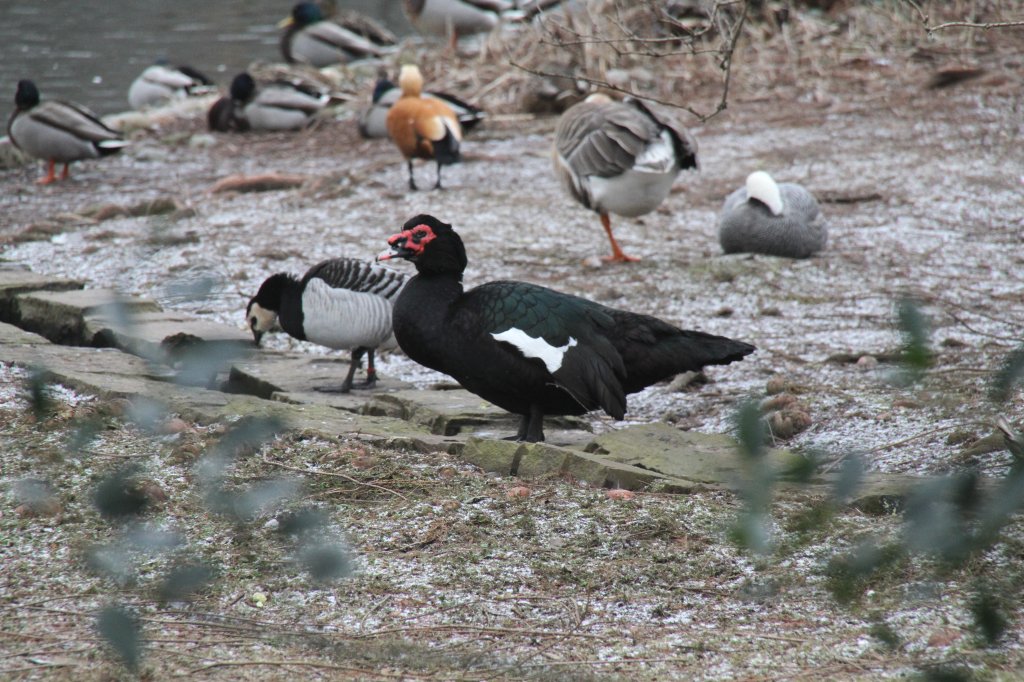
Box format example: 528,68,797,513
96,604,142,673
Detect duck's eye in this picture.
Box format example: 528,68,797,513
413,229,426,241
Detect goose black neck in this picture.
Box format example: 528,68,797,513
254,273,306,340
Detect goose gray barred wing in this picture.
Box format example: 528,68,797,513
303,258,408,302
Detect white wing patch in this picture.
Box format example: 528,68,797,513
492,328,578,373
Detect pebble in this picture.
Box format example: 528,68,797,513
606,489,635,501
506,486,531,498
856,355,879,369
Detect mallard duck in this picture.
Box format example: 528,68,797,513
385,65,462,191
208,73,327,132
358,76,484,139
553,93,698,262
127,63,214,111
719,171,827,258
279,2,387,67
402,0,513,47
7,80,128,185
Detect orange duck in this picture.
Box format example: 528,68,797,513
385,65,462,191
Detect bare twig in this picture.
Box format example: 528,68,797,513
261,456,409,501
926,19,1024,33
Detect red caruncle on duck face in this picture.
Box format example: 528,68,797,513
383,223,437,260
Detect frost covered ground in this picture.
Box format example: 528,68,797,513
2,7,1024,678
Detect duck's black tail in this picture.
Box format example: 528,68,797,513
615,314,755,394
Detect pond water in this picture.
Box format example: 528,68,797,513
1,0,412,118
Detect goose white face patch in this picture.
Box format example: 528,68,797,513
492,328,578,373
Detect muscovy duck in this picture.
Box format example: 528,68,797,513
385,65,462,191
553,93,698,262
719,171,827,259
279,2,388,67
7,80,128,185
379,215,756,442
359,76,484,140
127,63,215,111
246,258,408,393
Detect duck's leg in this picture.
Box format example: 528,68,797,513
407,160,418,191
599,213,640,263
508,404,545,442
60,163,71,180
36,159,57,185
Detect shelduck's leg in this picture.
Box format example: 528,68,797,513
434,161,444,190
599,213,640,263
407,159,417,191
60,163,71,180
36,159,57,185
356,349,378,389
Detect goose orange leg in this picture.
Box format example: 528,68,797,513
36,159,57,185
600,213,640,263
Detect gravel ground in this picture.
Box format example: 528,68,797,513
2,5,1024,678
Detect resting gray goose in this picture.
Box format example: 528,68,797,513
718,171,826,258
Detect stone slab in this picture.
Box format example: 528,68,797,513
0,265,84,324
16,289,160,345
227,353,411,402
586,422,929,509
364,389,522,436
84,310,253,364
0,320,53,346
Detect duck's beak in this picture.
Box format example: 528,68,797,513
377,232,412,262
277,16,294,28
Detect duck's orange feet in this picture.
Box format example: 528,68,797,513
36,160,57,185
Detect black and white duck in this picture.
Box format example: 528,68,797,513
246,258,408,393
378,215,755,441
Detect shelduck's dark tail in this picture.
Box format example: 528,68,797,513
432,124,461,167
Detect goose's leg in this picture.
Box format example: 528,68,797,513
599,213,640,263
355,349,378,389
316,347,365,394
